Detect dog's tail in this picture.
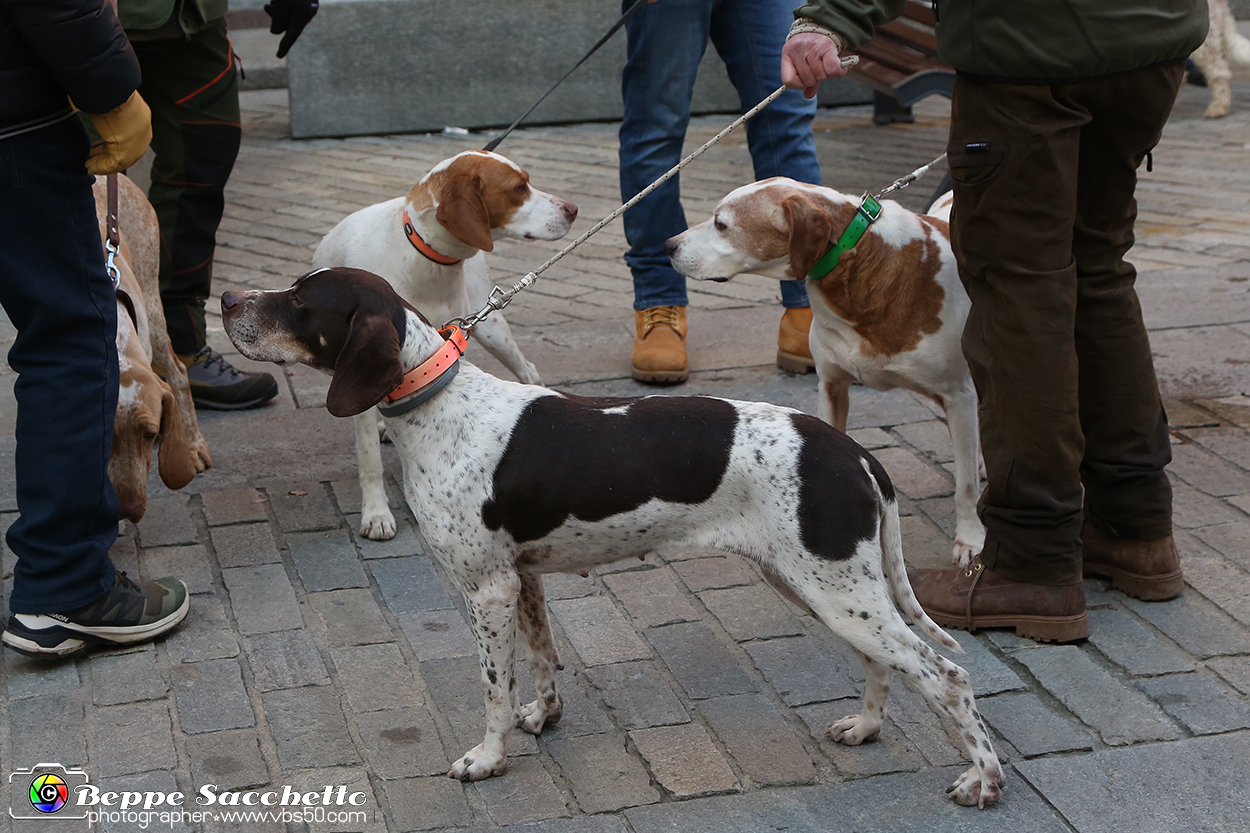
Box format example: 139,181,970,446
870,467,962,652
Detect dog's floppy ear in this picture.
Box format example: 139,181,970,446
781,194,835,279
156,380,197,490
325,309,405,418
435,173,495,252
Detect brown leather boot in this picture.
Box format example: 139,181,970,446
632,306,688,384
777,306,816,373
908,559,1089,643
1081,519,1183,601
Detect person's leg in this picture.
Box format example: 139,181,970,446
907,76,1091,642
0,119,119,614
1070,64,1186,599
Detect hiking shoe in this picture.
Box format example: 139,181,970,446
632,306,688,384
2,572,189,658
777,306,816,373
1082,519,1184,601
180,346,279,410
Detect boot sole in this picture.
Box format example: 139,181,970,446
1083,564,1184,601
631,366,688,384
926,609,1090,643
776,350,816,374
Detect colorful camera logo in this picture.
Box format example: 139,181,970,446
7,764,89,820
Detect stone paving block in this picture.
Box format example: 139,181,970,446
309,588,393,646
6,653,81,699
541,572,598,600
1017,733,1250,833
548,596,652,666
1192,519,1250,570
899,512,954,570
1014,646,1180,746
873,446,953,499
398,608,476,661
282,766,385,833
355,706,449,778
136,494,197,546
262,686,360,769
185,728,270,791
545,733,661,813
242,630,330,691
346,514,426,559
164,592,240,663
9,692,86,766
222,563,304,635
1138,671,1250,735
330,643,426,712
602,567,702,627
744,636,859,706
893,419,955,463
98,770,191,833
531,670,616,740
171,659,254,734
139,543,216,595
1169,441,1250,498
1207,655,1250,695
848,426,897,450
287,528,369,591
974,691,1094,758
93,699,176,777
1184,555,1250,624
631,722,740,798
109,531,141,575
934,630,1027,696
468,755,571,827
202,488,270,526
382,776,473,832
267,483,338,532
882,683,965,768
698,694,819,786
671,555,757,591
90,650,168,705
1172,478,1244,528
420,655,538,758
370,555,455,614
583,661,690,729
699,585,805,641
1086,607,1195,675
1122,591,1250,658
795,701,927,777
645,622,759,700
210,522,282,568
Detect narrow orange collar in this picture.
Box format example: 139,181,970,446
402,209,462,266
379,325,468,415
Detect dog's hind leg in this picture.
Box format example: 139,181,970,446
449,568,522,782
355,407,397,540
515,572,563,734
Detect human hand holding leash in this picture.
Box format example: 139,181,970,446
264,0,320,58
782,32,851,98
83,91,152,175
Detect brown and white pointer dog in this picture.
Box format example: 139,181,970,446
220,267,1004,808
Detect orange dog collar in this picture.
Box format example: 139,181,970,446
379,325,468,415
403,209,462,266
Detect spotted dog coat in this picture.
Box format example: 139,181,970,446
220,268,1004,808
668,177,985,568
312,150,578,542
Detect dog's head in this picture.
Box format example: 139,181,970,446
109,314,197,522
222,268,429,418
667,177,863,282
411,150,578,253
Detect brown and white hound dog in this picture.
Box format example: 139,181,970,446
221,267,1004,808
668,178,985,568
312,150,577,541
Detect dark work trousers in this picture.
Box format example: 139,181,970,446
0,118,119,614
132,19,242,356
947,63,1185,586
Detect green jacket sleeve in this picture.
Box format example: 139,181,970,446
792,0,909,49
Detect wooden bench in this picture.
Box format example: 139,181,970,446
848,0,954,125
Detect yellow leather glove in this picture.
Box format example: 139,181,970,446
84,91,153,175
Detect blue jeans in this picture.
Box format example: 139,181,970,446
620,0,821,310
0,118,119,614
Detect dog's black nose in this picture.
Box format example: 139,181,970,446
221,291,242,311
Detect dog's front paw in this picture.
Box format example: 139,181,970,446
360,511,397,541
448,745,507,782
952,540,979,570
192,438,213,472
946,765,1003,808
825,714,881,746
517,698,562,735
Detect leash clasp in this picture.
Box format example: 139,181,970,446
105,238,121,289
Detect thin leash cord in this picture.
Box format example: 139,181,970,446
874,152,947,200
482,0,648,153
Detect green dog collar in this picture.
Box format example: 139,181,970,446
807,194,883,281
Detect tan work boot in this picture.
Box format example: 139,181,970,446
1081,519,1183,600
777,306,815,373
632,306,688,384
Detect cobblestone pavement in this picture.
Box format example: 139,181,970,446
2,64,1250,833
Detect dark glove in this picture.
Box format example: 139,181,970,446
264,0,319,59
